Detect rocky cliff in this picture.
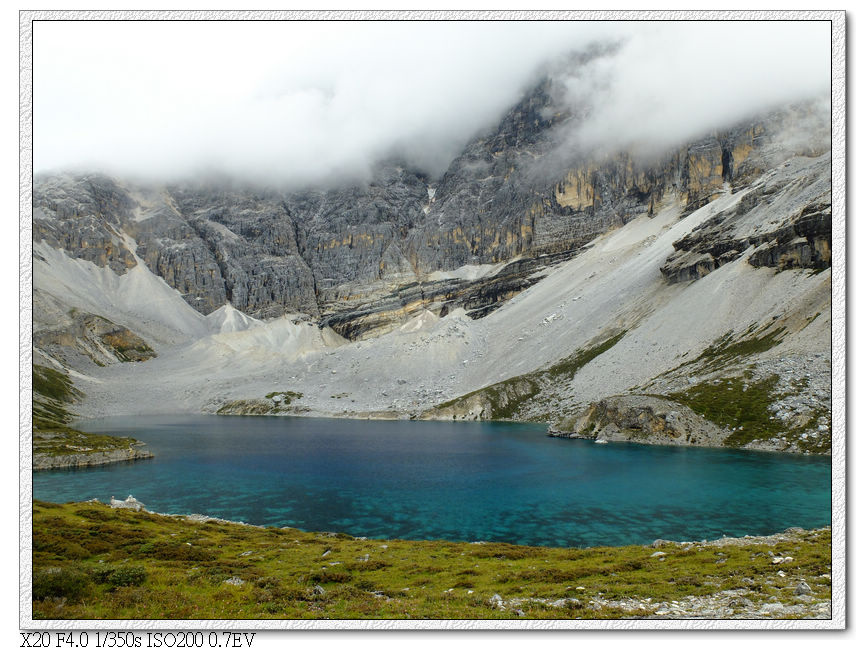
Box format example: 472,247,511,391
548,395,730,448
30,64,832,455
33,72,829,343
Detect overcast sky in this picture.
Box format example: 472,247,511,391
32,20,830,186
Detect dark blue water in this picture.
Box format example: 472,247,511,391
32,415,830,548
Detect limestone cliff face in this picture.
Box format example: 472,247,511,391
34,312,156,367
34,174,138,274
32,70,829,339
660,152,830,284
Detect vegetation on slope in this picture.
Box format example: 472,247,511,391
217,391,304,416
32,364,151,467
669,375,786,447
665,374,829,453
427,331,627,421
684,326,787,374
32,501,830,620
32,364,82,430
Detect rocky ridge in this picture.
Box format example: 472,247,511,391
33,75,828,341
661,153,830,283
31,66,832,455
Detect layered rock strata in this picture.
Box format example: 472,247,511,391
33,73,829,341
33,444,154,471
661,153,830,283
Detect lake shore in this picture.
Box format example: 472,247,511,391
45,414,828,550
207,404,830,456
31,500,832,621
33,429,154,471
33,446,154,471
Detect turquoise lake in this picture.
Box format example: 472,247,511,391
31,415,831,548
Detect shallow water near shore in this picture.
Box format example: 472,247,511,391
32,415,830,548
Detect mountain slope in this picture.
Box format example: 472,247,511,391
30,69,831,453
33,75,829,337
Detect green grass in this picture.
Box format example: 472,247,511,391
33,364,82,405
545,331,628,379
429,331,627,421
33,364,83,429
31,501,831,620
432,376,541,420
32,364,150,464
669,375,785,447
666,374,829,449
687,328,786,373
34,430,145,457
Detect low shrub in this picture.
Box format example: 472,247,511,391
90,564,147,588
108,566,147,588
74,508,114,522
33,567,90,601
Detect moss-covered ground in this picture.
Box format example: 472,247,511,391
32,364,150,463
32,501,830,620
666,374,829,452
34,430,146,458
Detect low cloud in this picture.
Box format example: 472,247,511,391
551,22,830,157
33,20,830,187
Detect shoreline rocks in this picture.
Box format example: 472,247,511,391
33,446,154,471
549,395,730,448
548,392,830,456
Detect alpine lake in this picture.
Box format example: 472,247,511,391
32,415,830,548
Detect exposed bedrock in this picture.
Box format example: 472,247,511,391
33,70,828,339
660,154,830,284
548,396,730,448
319,250,574,340
34,312,157,367
33,446,154,471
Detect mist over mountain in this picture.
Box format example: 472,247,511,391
34,21,829,187
31,19,833,460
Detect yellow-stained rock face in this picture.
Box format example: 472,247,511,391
731,141,755,175
813,238,831,263
686,146,724,199
318,232,380,252
555,167,599,212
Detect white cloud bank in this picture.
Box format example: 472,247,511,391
33,20,829,186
